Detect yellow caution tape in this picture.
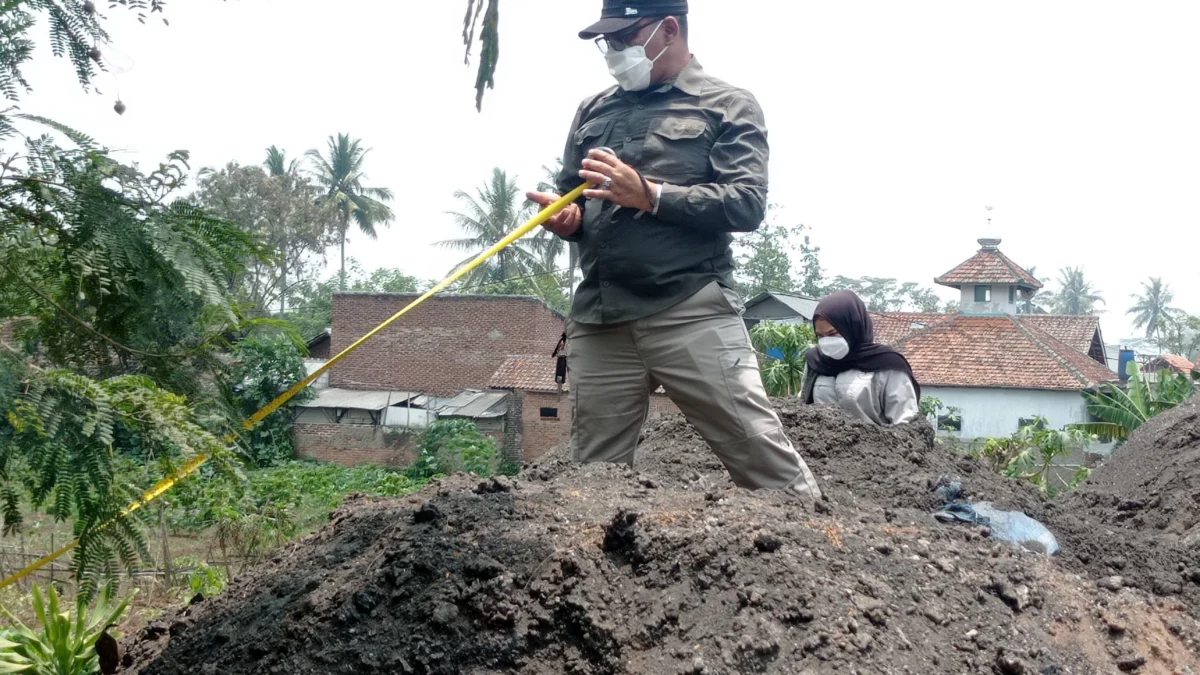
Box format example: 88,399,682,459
0,183,589,591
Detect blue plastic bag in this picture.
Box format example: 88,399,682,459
931,476,1060,556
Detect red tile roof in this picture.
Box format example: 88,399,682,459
489,356,564,393
894,315,1118,390
1149,354,1196,373
871,312,957,345
934,248,1042,289
872,312,1103,357
1010,314,1100,356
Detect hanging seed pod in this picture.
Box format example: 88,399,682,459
83,0,96,14
114,100,126,115
88,46,102,62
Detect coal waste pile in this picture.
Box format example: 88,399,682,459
121,400,1200,675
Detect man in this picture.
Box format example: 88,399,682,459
526,0,821,499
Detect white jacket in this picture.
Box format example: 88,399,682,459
811,369,920,426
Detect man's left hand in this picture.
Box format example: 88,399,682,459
580,149,657,212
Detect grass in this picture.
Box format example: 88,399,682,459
0,459,427,630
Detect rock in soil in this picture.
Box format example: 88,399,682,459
122,401,1200,674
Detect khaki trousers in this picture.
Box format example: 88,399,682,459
566,281,821,497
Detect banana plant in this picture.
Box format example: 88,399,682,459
750,320,815,397
0,584,133,675
1077,362,1194,441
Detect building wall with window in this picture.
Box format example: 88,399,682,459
506,390,679,462
923,385,1103,444
957,284,1020,316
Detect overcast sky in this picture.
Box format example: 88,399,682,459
17,0,1200,343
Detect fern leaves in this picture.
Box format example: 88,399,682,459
0,124,261,594
0,353,233,591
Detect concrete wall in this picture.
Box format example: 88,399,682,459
958,284,1019,316
303,360,330,390
924,385,1090,440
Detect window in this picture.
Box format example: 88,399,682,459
938,415,962,432
974,286,991,303
539,406,559,419
1009,286,1016,304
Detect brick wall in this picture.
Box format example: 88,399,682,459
293,423,418,467
501,392,522,465
518,391,571,462
307,334,330,360
294,422,507,468
515,390,680,462
329,293,565,395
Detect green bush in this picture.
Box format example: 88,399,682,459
974,416,1090,495
229,334,313,467
405,419,498,480
750,321,814,397
175,556,227,598
249,461,422,511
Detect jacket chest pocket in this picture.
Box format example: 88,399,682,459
642,116,714,184
573,117,616,157
573,118,617,231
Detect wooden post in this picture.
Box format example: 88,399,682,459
159,503,173,589
49,533,55,586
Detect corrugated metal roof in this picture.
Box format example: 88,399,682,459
298,388,421,411
437,390,509,419
745,291,820,321
774,294,819,319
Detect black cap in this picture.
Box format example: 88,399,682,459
578,0,688,39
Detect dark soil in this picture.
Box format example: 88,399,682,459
121,403,1200,675
1067,394,1200,539
1049,394,1200,604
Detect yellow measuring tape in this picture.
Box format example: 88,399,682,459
0,183,590,591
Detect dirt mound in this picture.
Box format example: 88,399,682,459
1069,394,1200,541
122,405,1200,675
1036,394,1200,604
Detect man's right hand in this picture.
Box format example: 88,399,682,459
527,191,582,238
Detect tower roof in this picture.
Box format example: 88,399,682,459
934,238,1042,289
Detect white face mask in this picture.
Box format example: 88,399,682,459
818,336,851,361
604,20,668,92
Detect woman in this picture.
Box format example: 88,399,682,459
801,290,921,426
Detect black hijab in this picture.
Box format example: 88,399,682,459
804,289,920,399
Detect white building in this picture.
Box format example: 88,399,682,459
873,239,1118,442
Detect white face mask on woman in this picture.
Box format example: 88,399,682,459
818,336,851,361
604,19,668,91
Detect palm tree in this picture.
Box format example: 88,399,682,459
306,134,395,289
1052,267,1104,315
1019,265,1053,314
264,145,299,177
1127,277,1176,339
439,167,549,291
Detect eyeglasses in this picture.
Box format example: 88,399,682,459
594,20,655,54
